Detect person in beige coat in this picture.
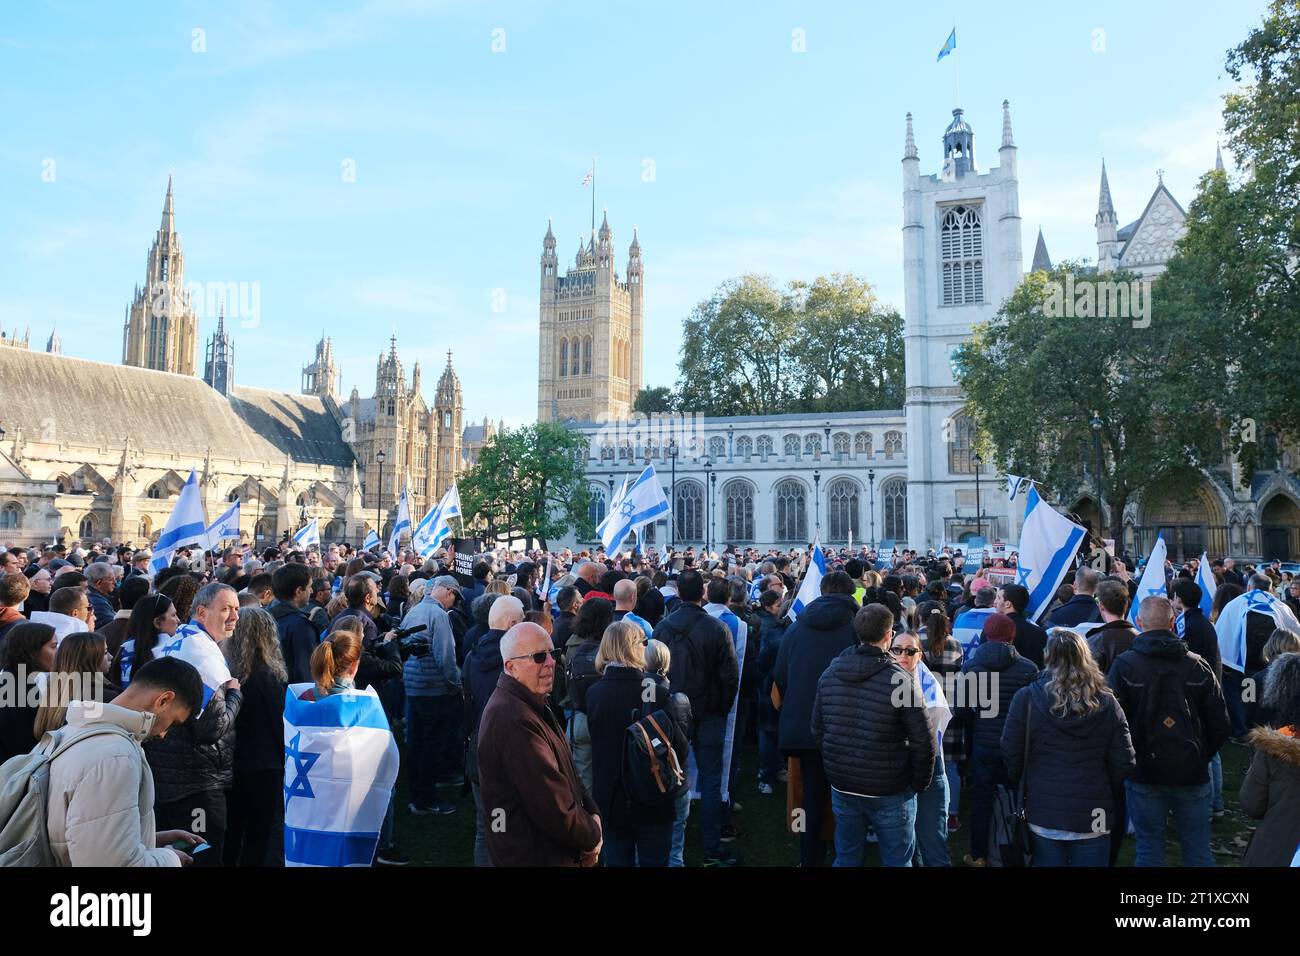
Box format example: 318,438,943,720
47,656,205,867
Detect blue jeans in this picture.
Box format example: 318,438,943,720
603,821,672,867
831,787,917,867
758,727,781,784
1031,832,1110,867
915,755,950,867
470,779,490,867
1126,781,1215,867
968,747,1009,861
670,786,690,867
693,716,726,855
1209,751,1223,812
944,759,961,817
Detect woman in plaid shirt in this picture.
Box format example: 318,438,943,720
920,604,965,832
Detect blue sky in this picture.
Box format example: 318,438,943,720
0,0,1266,426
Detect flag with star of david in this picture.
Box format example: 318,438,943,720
1128,535,1169,625
1016,486,1086,624
283,684,400,867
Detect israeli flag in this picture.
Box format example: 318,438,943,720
788,541,826,622
362,529,381,552
283,684,400,867
1016,486,1086,623
1128,535,1169,624
1215,588,1300,674
937,27,956,62
1195,552,1216,617
204,498,240,549
595,477,630,551
598,465,669,554
412,484,462,558
916,659,952,749
292,518,321,550
1006,474,1031,502
154,621,233,708
953,606,997,657
150,469,208,575
386,484,412,555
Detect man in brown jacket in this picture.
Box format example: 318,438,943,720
478,621,603,866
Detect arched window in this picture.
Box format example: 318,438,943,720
79,514,96,539
583,337,592,376
227,487,241,503
735,435,753,459
600,443,614,461
708,437,725,459
588,486,607,528
645,438,658,460
854,431,872,456
324,519,344,541
947,414,983,474
675,480,704,543
146,481,165,500
833,432,850,458
559,340,568,377
137,515,152,538
570,338,580,377
619,441,633,461
296,491,313,508
882,478,907,541
724,479,755,542
827,478,860,543
0,503,21,529
804,434,822,457
783,434,800,458
774,479,807,543
884,431,903,459
940,204,984,306
255,519,272,541
756,435,773,458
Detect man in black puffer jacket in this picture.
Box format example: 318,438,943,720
812,602,934,867
773,570,860,867
960,612,1038,866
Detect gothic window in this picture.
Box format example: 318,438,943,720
79,514,96,539
774,479,808,543
601,443,614,461
947,414,984,474
583,337,592,376
589,486,607,527
735,435,753,459
137,516,152,538
444,412,452,429
827,478,860,543
387,400,395,416
724,479,755,542
884,431,903,459
570,338,580,376
833,432,850,458
296,492,312,507
619,441,633,461
804,434,822,457
854,431,872,456
324,520,344,541
756,435,773,457
645,438,658,460
559,340,568,377
675,480,704,542
708,437,725,459
227,488,241,502
882,478,908,541
940,204,984,306
783,434,800,458
0,503,20,529
147,481,166,500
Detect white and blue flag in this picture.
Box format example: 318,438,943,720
1128,535,1169,624
292,518,320,550
595,477,630,551
386,484,412,555
598,465,669,554
413,484,462,558
916,659,952,749
1195,551,1216,617
154,621,233,708
937,27,956,61
688,603,748,804
283,684,400,867
1006,474,1032,502
1016,486,1087,623
149,469,208,575
953,606,997,657
204,498,240,549
788,541,826,622
362,529,381,552
1215,588,1300,673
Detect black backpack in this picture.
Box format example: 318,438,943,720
621,708,688,809
1139,660,1204,785
566,641,601,712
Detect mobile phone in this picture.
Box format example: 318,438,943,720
189,842,212,858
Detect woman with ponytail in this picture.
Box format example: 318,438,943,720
301,629,364,701
920,603,965,831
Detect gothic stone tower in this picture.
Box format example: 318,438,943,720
202,305,234,396
537,211,643,422
902,102,1023,548
123,176,199,376
302,333,341,400
433,351,464,499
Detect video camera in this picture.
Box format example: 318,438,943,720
391,623,430,658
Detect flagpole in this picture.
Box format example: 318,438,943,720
953,23,960,105
590,155,596,233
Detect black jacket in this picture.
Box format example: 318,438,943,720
652,603,738,721
772,592,859,753
811,643,935,797
0,669,41,763
1086,618,1139,677
1008,612,1048,668
1046,593,1102,629
232,666,286,775
145,685,244,802
1107,630,1230,785
961,641,1039,756
1179,607,1221,685
1001,676,1135,834
357,637,403,691
636,588,666,628
269,599,321,685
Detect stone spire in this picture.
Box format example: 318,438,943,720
904,112,918,160
1096,160,1120,273
161,173,175,233
1097,160,1115,217
1031,227,1052,272
45,327,61,354
1000,99,1014,149
1215,143,1225,173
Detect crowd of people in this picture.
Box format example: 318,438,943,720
0,534,1297,868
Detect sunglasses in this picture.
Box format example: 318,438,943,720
507,648,561,665
890,646,921,657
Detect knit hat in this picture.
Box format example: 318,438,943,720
982,612,1016,644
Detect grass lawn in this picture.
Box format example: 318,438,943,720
392,733,1258,867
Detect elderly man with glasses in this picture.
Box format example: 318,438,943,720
476,621,602,867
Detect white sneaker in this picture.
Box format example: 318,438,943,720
757,782,774,795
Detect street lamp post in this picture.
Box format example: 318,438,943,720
727,425,734,463
814,469,822,538
375,449,386,544
668,438,678,550
702,458,713,555
709,470,717,555
868,468,876,549
974,453,983,541
824,423,832,463
1090,412,1104,535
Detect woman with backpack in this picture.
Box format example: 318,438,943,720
1001,629,1136,867
563,597,613,794
585,621,690,867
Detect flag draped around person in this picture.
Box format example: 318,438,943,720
204,498,240,549
412,484,462,559
155,621,233,708
150,468,209,575
704,602,747,804
362,529,380,552
1015,486,1087,623
292,518,320,551
1128,535,1169,624
917,658,953,750
787,541,826,622
1215,587,1300,673
386,484,412,556
598,465,668,554
283,683,400,867
952,606,997,657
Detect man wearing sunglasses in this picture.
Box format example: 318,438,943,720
477,622,603,867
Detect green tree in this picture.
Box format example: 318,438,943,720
954,262,1226,543
633,386,677,414
458,422,591,549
